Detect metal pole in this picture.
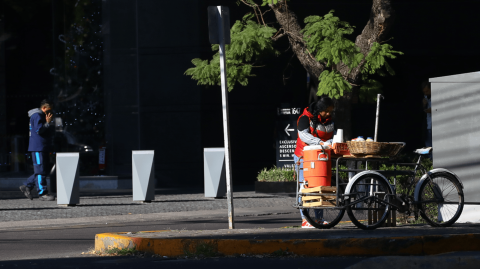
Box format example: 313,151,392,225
217,6,235,229
374,94,384,142
135,0,142,150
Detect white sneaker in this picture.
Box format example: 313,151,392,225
301,219,315,228
316,219,329,225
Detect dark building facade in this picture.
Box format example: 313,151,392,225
101,0,296,185
1,0,480,187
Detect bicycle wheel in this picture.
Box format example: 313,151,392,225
346,174,393,230
302,207,345,229
418,172,464,227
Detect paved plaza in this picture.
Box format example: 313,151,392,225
0,188,296,225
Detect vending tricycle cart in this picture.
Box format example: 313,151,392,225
293,142,465,230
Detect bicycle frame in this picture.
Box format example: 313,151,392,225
294,152,446,211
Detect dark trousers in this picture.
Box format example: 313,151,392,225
24,152,50,195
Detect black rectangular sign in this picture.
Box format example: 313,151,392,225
276,105,302,168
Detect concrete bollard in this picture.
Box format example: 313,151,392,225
204,148,226,198
132,150,155,203
56,153,80,206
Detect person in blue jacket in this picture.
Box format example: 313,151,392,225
19,99,55,201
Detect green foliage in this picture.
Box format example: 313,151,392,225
104,247,139,256
185,13,278,91
301,10,402,101
317,70,352,99
261,0,289,6
336,164,349,180
257,166,295,182
379,157,433,196
303,11,363,69
358,42,403,101
186,5,403,102
359,78,383,102
362,42,403,76
302,11,363,99
183,240,218,258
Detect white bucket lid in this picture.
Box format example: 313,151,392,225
304,145,326,151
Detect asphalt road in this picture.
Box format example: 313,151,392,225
0,212,301,261
1,212,479,269
0,210,373,269
0,212,369,269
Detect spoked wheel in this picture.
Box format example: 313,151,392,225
418,172,464,227
302,207,345,229
346,174,393,230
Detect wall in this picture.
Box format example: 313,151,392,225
431,72,480,223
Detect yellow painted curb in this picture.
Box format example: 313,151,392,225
95,231,480,257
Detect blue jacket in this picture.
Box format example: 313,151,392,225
28,108,55,152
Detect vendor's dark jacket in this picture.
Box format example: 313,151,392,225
28,108,55,152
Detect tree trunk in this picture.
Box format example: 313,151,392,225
270,0,395,141
269,2,325,79
338,0,396,83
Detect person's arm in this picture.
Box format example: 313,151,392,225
297,115,322,145
32,114,52,135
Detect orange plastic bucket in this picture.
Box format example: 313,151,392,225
303,145,332,188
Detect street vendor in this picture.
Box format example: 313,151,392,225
293,96,334,228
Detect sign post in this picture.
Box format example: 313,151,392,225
208,6,234,229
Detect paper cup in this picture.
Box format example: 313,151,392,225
336,129,344,143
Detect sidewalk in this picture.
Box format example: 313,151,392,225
0,186,298,229
4,186,480,258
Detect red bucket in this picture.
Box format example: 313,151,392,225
303,145,331,188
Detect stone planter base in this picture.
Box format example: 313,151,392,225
255,181,297,197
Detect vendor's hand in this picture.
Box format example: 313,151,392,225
422,98,427,106
46,112,53,124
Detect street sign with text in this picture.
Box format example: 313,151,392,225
276,105,302,168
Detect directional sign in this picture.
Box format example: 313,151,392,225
276,104,302,168
284,124,295,136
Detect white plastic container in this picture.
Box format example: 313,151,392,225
332,129,344,143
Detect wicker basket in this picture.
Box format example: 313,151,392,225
346,141,385,155
382,143,405,157
346,141,405,157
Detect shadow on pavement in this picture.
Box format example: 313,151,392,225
0,256,368,269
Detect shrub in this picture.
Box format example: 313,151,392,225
257,166,295,182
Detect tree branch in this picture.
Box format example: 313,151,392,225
272,32,286,41
269,1,325,78
338,0,395,83
240,0,267,27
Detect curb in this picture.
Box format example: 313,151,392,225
95,231,480,257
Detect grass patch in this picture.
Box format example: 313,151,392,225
183,240,219,258
105,247,139,256
271,248,290,257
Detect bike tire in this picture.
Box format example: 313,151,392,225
418,172,464,227
302,207,345,229
346,174,392,230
